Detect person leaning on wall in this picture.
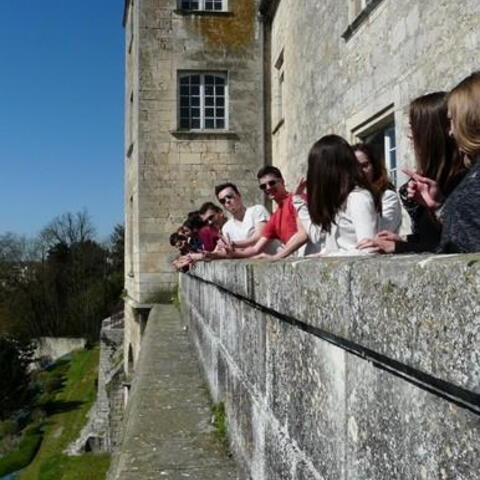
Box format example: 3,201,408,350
438,72,480,252
295,134,381,256
352,143,402,234
358,91,467,254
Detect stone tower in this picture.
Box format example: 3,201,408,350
122,0,264,371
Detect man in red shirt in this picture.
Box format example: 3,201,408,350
230,166,307,259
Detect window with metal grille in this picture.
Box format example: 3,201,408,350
178,73,227,130
181,0,224,11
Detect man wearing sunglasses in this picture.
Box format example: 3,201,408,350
215,182,270,247
228,166,307,259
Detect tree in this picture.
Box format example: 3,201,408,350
40,209,95,251
0,336,34,420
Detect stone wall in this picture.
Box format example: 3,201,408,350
264,0,480,189
67,315,125,455
180,254,480,479
33,337,86,369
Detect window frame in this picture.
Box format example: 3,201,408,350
178,0,227,12
351,107,398,188
177,71,229,132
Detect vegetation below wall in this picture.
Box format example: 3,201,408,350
0,348,109,480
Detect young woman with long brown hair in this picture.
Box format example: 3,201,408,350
359,91,466,253
352,143,402,233
299,134,381,254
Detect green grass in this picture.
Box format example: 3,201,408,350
18,348,110,480
211,403,228,448
0,427,43,477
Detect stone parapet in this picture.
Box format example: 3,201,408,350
180,254,480,479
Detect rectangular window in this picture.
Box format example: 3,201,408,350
181,0,225,11
361,121,398,187
178,72,228,130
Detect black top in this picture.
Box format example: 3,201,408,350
394,184,442,253
439,156,480,253
394,170,467,254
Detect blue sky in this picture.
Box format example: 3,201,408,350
0,1,124,241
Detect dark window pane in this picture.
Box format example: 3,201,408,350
191,86,200,95
205,96,214,106
216,108,224,117
216,97,224,107
205,86,214,95
214,2,222,10
216,86,224,95
205,1,213,10
214,76,225,85
180,118,190,129
216,119,225,129
191,118,201,129
191,108,200,117
191,96,200,106
190,75,200,84
205,75,215,85
180,76,190,85
180,108,190,118
180,97,189,107
205,108,214,117
205,119,215,129
180,86,189,95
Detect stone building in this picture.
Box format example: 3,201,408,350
122,0,264,370
123,0,480,369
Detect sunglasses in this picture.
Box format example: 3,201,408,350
259,179,279,191
218,193,235,205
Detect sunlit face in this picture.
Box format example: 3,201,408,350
217,187,243,215
354,150,374,183
258,174,286,201
200,208,225,230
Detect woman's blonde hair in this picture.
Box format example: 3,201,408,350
448,71,480,157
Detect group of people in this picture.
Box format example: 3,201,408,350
170,72,480,270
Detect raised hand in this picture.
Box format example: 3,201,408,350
293,177,307,196
402,168,443,209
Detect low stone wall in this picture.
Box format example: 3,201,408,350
33,336,86,369
180,254,480,479
66,315,124,455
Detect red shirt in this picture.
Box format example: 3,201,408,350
199,225,220,252
262,193,298,245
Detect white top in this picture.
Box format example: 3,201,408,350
293,188,379,255
221,204,270,242
380,189,402,233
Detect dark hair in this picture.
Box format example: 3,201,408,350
183,215,204,231
352,142,392,194
169,232,186,247
214,183,240,197
410,91,464,194
198,202,222,215
257,165,283,180
307,135,381,232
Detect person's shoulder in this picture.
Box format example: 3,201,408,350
249,204,270,217
382,188,400,203
349,187,373,201
221,218,235,234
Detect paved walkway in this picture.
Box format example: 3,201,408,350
108,304,240,480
